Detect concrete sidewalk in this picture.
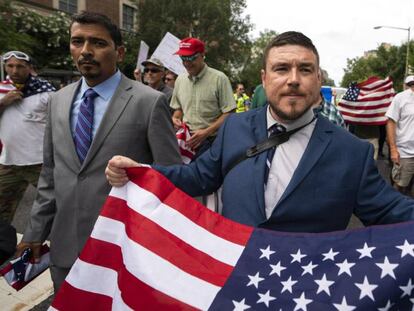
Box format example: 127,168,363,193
0,234,53,311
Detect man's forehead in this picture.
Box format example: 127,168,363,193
268,45,318,62
5,57,30,66
70,22,111,38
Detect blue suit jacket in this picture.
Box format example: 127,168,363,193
156,106,414,233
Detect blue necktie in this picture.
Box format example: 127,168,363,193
264,123,286,184
74,88,98,163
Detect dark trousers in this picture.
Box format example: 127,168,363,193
50,265,71,293
0,164,42,224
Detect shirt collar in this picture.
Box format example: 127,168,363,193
79,70,121,100
267,105,315,132
187,64,208,82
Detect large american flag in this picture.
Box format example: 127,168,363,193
338,76,395,125
50,167,414,310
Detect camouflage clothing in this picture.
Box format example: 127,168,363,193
0,164,42,224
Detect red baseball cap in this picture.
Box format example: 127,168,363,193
174,38,205,56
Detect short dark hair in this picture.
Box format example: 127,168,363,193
70,11,123,47
262,31,319,69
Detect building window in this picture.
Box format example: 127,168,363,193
59,0,77,14
122,4,135,31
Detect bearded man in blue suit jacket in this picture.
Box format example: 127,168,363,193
106,31,414,233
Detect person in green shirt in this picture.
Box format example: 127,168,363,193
170,38,236,158
250,84,267,109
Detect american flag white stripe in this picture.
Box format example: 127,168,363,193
0,81,16,94
51,167,254,310
86,216,221,310
359,77,392,91
65,259,132,310
358,88,394,99
339,97,391,107
338,76,394,125
110,183,245,266
176,123,195,164
339,115,388,124
337,106,389,115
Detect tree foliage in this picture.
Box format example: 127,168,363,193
0,1,142,78
0,1,71,70
236,29,277,92
341,42,414,91
321,69,335,86
134,0,253,79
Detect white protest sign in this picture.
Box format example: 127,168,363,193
136,41,149,70
151,32,186,75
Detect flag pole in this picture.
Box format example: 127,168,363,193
0,56,4,81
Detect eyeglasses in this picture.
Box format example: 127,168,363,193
180,53,200,62
2,51,31,62
144,67,163,73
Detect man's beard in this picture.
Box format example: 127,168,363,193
269,101,312,121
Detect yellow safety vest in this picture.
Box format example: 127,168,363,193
234,93,250,113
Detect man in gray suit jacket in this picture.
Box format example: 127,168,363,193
16,12,181,291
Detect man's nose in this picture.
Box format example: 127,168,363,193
287,68,300,87
80,42,93,56
10,67,18,75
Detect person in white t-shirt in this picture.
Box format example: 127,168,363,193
0,51,55,224
386,75,414,194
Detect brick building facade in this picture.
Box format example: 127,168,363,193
13,0,138,31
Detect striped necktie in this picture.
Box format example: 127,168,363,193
264,123,286,184
74,88,98,163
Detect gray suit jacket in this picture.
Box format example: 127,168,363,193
23,74,181,267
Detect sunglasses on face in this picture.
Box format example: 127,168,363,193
144,67,163,73
180,53,200,62
2,51,31,62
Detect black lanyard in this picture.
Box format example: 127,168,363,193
225,118,316,175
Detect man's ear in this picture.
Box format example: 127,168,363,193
261,69,266,89
317,69,323,87
116,45,126,63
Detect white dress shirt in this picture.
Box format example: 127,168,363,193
264,107,317,218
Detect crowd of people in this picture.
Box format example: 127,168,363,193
0,11,413,299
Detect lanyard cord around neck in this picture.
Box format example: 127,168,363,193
225,117,316,175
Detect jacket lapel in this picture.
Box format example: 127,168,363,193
277,116,333,206
80,75,133,171
252,106,269,219
61,81,82,169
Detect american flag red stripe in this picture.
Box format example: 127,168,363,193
130,168,252,245
338,76,395,125
79,238,197,310
100,197,234,286
51,167,252,310
338,102,391,110
358,76,391,89
340,111,388,118
176,123,195,164
50,167,414,310
0,79,16,94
